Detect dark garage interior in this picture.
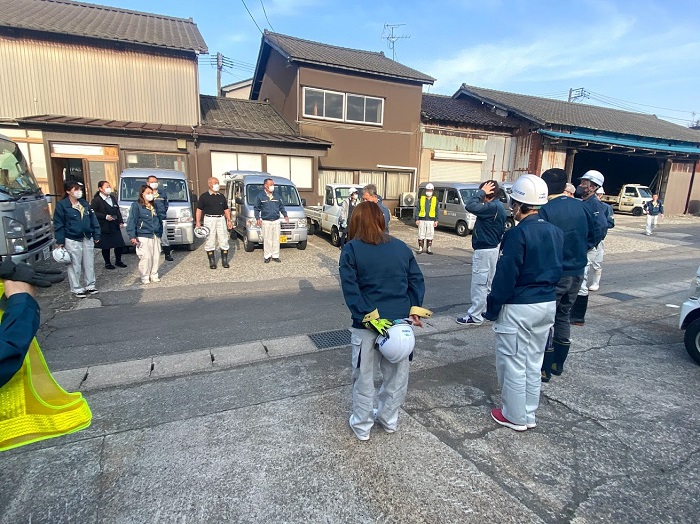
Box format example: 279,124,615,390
572,150,661,195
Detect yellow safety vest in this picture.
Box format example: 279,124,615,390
418,195,437,219
0,283,92,452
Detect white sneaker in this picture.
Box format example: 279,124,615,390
151,276,161,283
588,283,599,292
373,408,396,433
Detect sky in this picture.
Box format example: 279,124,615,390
110,0,700,127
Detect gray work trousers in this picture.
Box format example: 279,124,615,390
64,237,96,293
467,247,499,323
494,302,556,426
261,219,281,259
349,327,410,440
550,274,584,345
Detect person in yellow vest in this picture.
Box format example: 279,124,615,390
415,183,438,254
0,258,92,452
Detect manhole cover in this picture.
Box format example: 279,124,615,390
600,292,639,301
309,329,351,350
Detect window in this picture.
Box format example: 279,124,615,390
267,156,313,188
211,152,263,179
325,187,334,206
303,87,384,126
624,187,637,196
126,152,188,175
446,189,459,205
119,177,189,202
359,170,413,199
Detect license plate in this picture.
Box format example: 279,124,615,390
42,245,50,260
280,235,287,243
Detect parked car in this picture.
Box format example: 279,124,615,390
416,181,514,236
599,184,652,216
679,264,700,365
304,183,355,246
224,171,307,251
118,168,195,250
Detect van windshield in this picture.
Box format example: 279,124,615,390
119,178,189,202
246,184,301,206
0,138,41,197
638,187,652,199
459,188,480,202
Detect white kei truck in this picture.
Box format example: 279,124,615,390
679,264,700,366
600,184,652,216
304,184,356,247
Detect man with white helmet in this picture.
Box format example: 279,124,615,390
570,170,611,325
483,174,563,431
415,183,438,254
589,187,615,292
339,186,359,246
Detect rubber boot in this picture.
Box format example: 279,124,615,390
207,250,217,269
588,270,602,292
426,240,434,255
163,246,174,262
541,349,555,382
551,340,571,376
221,250,230,268
417,239,424,253
570,295,588,326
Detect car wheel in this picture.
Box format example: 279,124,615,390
632,207,643,216
504,218,515,231
297,240,307,250
243,234,255,252
331,226,341,247
187,242,196,251
455,221,469,237
684,319,700,365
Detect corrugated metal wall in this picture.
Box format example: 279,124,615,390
540,145,567,174
665,162,694,214
0,37,199,125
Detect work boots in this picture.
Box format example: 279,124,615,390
541,348,555,382
570,295,588,326
550,340,571,376
221,250,230,268
588,269,602,292
426,240,434,255
206,250,216,269
417,239,424,254
163,246,174,262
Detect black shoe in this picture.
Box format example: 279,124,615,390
272,258,281,263
264,257,271,263
165,253,174,261
105,263,116,270
115,261,127,268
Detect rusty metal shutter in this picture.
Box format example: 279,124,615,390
429,160,482,182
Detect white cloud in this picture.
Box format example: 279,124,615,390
265,0,325,17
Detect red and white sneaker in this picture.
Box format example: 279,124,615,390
491,408,527,431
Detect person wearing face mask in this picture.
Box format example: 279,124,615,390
483,175,563,431
456,180,506,326
415,183,438,254
53,181,101,298
570,170,609,326
339,186,359,247
126,185,163,284
195,177,232,269
146,175,173,262
91,180,127,270
254,178,289,263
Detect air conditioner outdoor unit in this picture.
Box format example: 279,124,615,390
399,192,416,207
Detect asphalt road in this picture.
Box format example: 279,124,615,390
37,216,700,371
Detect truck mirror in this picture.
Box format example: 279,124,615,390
301,198,307,206
235,196,244,205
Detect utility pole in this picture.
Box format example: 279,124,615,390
382,24,410,61
568,87,589,102
216,52,223,96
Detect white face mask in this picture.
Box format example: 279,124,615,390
149,182,159,190
212,184,220,191
144,194,154,202
426,191,433,197
351,193,357,200
268,185,275,193
103,187,112,195
72,190,83,199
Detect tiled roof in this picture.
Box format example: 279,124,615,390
263,31,434,84
200,96,296,135
458,85,700,143
421,93,522,128
1,0,207,53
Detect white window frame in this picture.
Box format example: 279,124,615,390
302,87,384,127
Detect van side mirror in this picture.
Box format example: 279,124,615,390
301,198,307,206
235,196,244,205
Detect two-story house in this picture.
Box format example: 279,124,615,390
250,31,434,209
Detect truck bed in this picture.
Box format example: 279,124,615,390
304,205,323,222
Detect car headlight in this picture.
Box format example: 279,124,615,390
689,276,700,300
179,208,193,223
3,217,27,253
298,219,307,228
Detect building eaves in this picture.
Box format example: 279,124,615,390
421,93,521,128
200,95,297,135
457,84,700,144
1,0,208,54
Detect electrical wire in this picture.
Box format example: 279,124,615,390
587,90,694,114
259,0,275,32
241,0,263,34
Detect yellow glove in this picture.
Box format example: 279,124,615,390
362,309,393,337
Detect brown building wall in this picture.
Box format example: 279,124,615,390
256,51,299,127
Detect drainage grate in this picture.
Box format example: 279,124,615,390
600,292,639,301
309,329,351,350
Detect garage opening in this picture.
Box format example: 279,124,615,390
572,150,660,195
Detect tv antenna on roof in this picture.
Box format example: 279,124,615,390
382,23,410,61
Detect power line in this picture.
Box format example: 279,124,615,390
241,0,263,34
587,90,694,114
259,0,275,32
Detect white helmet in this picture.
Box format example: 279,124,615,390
596,187,605,195
375,323,415,363
52,246,71,265
510,174,548,206
193,225,211,239
425,183,435,191
348,186,359,196
581,170,604,187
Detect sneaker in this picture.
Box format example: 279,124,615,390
74,291,87,299
272,258,281,263
105,264,116,270
373,409,396,434
526,421,537,429
115,261,127,268
86,288,99,295
490,408,527,431
165,254,174,261
349,418,370,441
141,280,150,285
264,257,271,264
456,316,482,326
151,277,161,283
588,284,599,292
417,248,423,254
